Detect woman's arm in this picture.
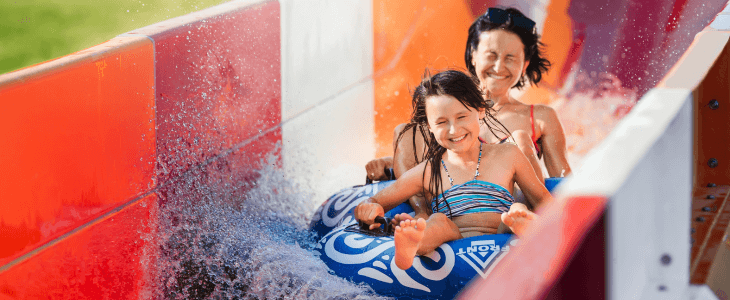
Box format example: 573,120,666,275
365,156,393,181
393,123,427,178
537,105,572,177
511,130,544,183
509,145,553,211
392,123,432,219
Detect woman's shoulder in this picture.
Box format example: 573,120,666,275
484,141,521,157
531,104,559,121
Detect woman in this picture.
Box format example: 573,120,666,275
365,7,570,220
465,7,571,177
368,8,571,180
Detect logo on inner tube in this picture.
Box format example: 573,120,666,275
456,240,513,279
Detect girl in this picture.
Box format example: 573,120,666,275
353,70,552,270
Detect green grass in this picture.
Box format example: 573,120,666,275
0,0,227,75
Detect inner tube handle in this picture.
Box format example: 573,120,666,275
358,216,392,232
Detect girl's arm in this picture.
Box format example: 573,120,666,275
537,105,572,177
354,162,429,229
509,145,553,210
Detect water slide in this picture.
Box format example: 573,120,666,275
1,0,728,298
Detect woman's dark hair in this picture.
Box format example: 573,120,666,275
464,7,551,89
395,70,510,218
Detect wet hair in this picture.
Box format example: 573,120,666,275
464,7,551,89
395,70,510,218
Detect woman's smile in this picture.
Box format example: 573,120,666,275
487,72,510,80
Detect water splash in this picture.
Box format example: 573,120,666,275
147,149,392,299
553,71,638,168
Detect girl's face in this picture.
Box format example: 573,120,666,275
425,94,483,153
471,29,529,96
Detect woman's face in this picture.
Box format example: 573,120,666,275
425,95,483,153
471,29,529,97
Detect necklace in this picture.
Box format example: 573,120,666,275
440,142,483,186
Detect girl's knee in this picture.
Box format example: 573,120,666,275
427,213,451,224
427,213,461,235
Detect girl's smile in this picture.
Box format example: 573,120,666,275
425,95,483,153
450,134,467,143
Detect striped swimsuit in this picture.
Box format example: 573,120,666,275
432,142,515,217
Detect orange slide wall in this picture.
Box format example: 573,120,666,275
0,37,156,266
0,36,158,298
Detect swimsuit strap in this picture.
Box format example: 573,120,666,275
440,160,454,186
475,141,482,179
441,142,483,186
530,104,541,153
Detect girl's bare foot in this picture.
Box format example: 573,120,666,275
394,218,427,270
501,207,536,236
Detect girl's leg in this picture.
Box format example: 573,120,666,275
394,213,462,270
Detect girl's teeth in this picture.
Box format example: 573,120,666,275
452,135,465,142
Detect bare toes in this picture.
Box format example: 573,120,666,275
416,218,427,230
501,212,513,226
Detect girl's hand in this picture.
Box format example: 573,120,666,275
353,200,385,230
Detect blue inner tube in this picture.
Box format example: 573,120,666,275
309,178,564,299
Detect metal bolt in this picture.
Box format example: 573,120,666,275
709,158,719,168
707,195,716,199
691,228,696,234
709,99,719,110
660,254,672,265
702,206,713,212
708,183,717,187
696,216,706,222
658,285,667,291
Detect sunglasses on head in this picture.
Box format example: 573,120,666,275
484,8,536,33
